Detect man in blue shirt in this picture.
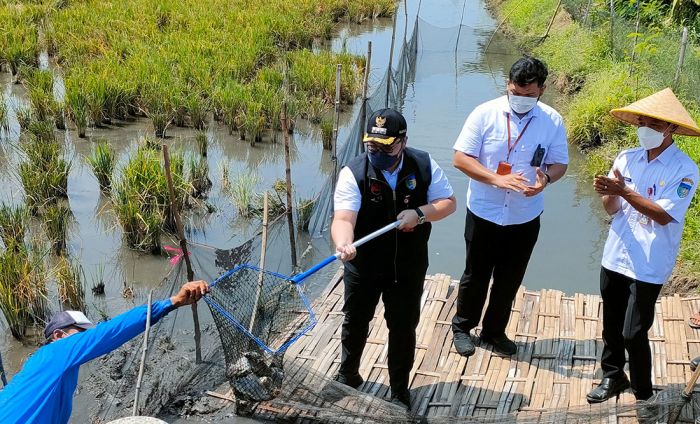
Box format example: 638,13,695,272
0,280,209,424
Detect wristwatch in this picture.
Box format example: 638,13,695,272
415,208,426,225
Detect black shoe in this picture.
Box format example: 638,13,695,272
636,400,660,423
453,331,476,357
390,389,411,411
332,372,364,389
691,356,700,372
586,376,631,404
480,333,517,356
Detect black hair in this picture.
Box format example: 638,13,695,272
509,56,548,87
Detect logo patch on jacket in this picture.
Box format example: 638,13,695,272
370,182,382,195
406,174,417,190
678,178,694,198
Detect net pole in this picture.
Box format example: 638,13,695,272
541,0,562,40
385,8,398,108
249,192,269,333
281,103,298,270
629,0,640,76
162,143,202,364
132,290,153,416
455,0,467,53
359,42,372,153
331,63,341,192
0,351,7,387
673,27,689,90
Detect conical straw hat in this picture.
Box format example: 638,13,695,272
610,88,700,137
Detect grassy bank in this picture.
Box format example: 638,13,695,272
490,0,700,279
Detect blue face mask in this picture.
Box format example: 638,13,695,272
368,150,401,171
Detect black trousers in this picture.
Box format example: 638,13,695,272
600,267,662,400
452,209,540,337
339,266,426,393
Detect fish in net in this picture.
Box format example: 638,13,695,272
205,221,400,415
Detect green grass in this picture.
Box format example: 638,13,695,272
188,155,211,198
0,203,28,250
87,141,115,191
229,169,259,218
54,256,86,312
195,131,208,158
42,201,71,256
0,245,49,340
320,116,334,150
19,136,70,212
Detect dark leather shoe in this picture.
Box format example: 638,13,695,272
332,372,364,389
390,388,411,410
480,333,517,356
691,356,700,372
586,377,630,403
453,331,476,357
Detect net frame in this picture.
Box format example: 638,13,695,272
205,263,318,356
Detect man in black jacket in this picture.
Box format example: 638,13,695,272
331,108,456,409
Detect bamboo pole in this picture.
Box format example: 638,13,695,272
0,351,7,387
385,8,398,108
162,144,202,364
455,0,467,52
132,290,153,416
629,1,641,77
281,103,298,270
673,27,689,90
249,192,269,333
332,64,342,186
485,7,516,53
541,0,562,41
359,42,372,154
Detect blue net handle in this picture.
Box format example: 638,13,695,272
289,220,401,284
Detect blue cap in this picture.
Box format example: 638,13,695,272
44,311,94,340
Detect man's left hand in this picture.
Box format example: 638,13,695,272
524,168,548,197
397,209,420,232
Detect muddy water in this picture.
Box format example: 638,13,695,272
0,0,610,421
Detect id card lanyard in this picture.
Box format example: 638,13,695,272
505,114,533,163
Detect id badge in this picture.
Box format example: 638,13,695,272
496,161,512,175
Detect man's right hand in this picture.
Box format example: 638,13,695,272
494,173,529,192
171,280,209,308
336,244,357,262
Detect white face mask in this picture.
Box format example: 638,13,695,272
508,94,538,114
637,126,665,150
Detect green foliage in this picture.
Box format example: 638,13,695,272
42,201,71,256
0,245,49,340
54,256,86,312
188,155,211,198
0,203,28,249
87,141,115,191
320,116,334,150
19,136,70,212
229,169,259,218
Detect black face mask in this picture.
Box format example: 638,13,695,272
368,150,401,170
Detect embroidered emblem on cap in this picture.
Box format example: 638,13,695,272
375,116,386,128
406,174,416,190
677,177,694,198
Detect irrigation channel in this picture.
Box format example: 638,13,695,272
0,0,610,421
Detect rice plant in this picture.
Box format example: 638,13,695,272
54,257,86,312
0,203,29,250
66,89,88,138
0,246,49,340
188,155,211,199
54,102,66,130
16,106,32,132
195,131,208,158
87,141,115,191
90,264,106,296
111,146,187,252
229,169,259,218
219,160,231,193
27,120,56,142
320,116,334,150
0,93,9,134
295,197,315,231
19,138,70,212
42,202,71,256
186,94,210,130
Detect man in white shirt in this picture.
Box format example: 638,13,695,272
587,89,700,415
332,108,456,409
451,56,568,357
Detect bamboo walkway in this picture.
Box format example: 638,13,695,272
253,272,700,422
